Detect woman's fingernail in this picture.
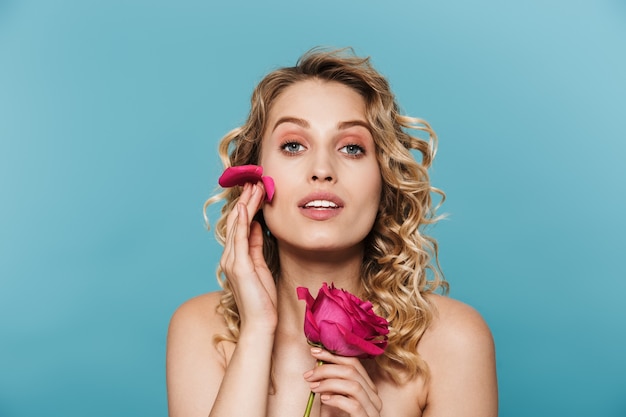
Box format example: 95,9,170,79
309,382,320,389
311,347,322,354
321,394,331,402
303,370,313,379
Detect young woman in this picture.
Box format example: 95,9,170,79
166,48,498,417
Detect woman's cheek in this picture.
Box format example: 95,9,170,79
261,197,283,235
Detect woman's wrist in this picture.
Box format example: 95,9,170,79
239,310,278,337
238,323,277,345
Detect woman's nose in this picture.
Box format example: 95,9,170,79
311,173,333,182
309,150,336,183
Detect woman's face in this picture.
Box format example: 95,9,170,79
259,79,382,257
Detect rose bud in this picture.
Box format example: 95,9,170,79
297,283,389,359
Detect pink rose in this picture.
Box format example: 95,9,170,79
218,164,275,202
297,283,389,358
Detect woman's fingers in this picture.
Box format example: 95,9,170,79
249,221,276,302
233,202,250,254
222,181,266,269
224,183,252,235
304,349,382,417
310,349,377,392
246,182,266,221
224,181,264,237
218,181,277,332
308,366,381,415
319,391,377,417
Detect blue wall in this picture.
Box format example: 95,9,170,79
1,1,625,416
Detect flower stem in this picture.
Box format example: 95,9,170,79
302,360,324,417
303,390,315,417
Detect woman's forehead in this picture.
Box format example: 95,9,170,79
265,80,367,131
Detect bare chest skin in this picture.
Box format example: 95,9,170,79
222,335,427,417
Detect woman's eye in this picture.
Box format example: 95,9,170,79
281,142,305,153
340,144,365,156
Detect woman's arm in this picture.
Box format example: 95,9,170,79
421,295,498,417
166,293,228,416
167,182,277,417
166,292,276,417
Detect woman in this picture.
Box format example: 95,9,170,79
166,48,498,417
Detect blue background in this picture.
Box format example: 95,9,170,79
1,1,625,416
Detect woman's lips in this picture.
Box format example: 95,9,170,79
298,193,344,220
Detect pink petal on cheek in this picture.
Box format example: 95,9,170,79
217,165,275,202
261,176,274,202
218,165,264,187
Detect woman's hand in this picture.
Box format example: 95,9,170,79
304,348,383,417
220,182,277,334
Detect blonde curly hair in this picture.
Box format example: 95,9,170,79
204,47,448,383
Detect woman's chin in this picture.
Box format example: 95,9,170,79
276,236,365,259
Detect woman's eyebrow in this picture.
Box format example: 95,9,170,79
272,117,309,132
337,120,371,131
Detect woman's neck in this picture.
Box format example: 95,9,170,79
274,244,365,336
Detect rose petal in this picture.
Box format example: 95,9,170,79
336,322,387,358
303,310,321,343
317,321,356,356
319,321,386,358
218,165,263,187
311,291,352,329
261,176,275,202
296,287,315,307
296,282,389,358
218,165,274,202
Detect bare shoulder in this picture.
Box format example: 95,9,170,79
167,291,231,369
167,291,229,417
169,291,225,333
423,294,494,348
419,294,498,416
